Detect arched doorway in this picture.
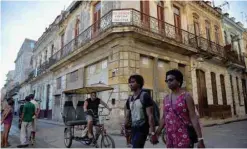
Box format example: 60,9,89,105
196,69,208,117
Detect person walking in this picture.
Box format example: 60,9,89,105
125,74,158,148
1,98,14,148
155,69,205,148
29,94,40,143
17,96,35,148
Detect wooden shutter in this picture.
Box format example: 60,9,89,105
230,75,236,115
196,69,208,117
93,2,101,34
220,75,227,105
211,72,218,105
236,77,241,106
241,79,247,114
173,6,181,39
140,0,150,28
157,2,164,31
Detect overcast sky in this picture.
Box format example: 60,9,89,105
1,0,247,90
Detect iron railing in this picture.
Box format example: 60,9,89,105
29,9,225,80
225,48,245,66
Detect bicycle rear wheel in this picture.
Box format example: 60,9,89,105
100,134,115,148
64,127,73,148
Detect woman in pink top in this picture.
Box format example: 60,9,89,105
155,69,205,148
1,98,14,147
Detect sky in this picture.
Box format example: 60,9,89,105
0,0,72,90
0,0,247,90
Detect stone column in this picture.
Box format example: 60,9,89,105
153,57,159,102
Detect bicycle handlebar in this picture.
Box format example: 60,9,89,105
88,108,111,117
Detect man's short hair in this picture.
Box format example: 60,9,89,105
29,94,35,99
128,74,144,88
25,96,31,101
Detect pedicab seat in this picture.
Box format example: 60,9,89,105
63,101,98,126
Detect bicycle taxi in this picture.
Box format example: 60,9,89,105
62,83,115,148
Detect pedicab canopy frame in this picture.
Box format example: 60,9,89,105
63,82,114,104
63,82,114,94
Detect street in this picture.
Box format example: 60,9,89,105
4,117,247,148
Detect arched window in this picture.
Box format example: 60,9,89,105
193,13,200,36
224,31,228,45
205,20,211,41
74,18,80,38
157,1,164,30
140,0,150,27
215,25,219,45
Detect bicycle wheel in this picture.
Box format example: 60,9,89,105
100,134,115,148
161,129,166,144
64,127,73,148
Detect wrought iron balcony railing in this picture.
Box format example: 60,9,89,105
226,50,245,66
30,9,225,80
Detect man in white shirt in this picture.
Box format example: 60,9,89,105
29,94,40,142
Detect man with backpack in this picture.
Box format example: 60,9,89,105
125,74,159,148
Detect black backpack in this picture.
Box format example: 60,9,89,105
128,91,160,126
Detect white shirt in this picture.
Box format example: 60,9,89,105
30,100,39,113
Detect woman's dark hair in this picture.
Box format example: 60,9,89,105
166,69,183,87
128,74,144,88
7,98,14,106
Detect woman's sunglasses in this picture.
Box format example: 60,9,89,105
165,78,175,83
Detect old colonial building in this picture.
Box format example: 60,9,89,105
14,39,36,106
26,12,65,119
222,13,247,116
18,1,247,131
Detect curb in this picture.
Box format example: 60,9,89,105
203,118,247,127
37,117,247,134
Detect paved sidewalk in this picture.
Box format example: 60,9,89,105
37,115,247,135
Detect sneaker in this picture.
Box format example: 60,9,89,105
17,144,29,148
127,144,132,148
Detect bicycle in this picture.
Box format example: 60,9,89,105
64,109,115,148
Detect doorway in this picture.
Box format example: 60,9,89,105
196,69,208,117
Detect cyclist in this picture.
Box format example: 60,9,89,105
83,92,111,139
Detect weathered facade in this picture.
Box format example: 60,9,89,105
222,13,247,116
14,39,36,84
16,1,247,131
26,12,63,119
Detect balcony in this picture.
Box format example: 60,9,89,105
224,44,245,69
197,37,224,58
27,58,55,81
30,9,225,79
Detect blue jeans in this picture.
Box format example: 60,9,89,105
131,127,148,148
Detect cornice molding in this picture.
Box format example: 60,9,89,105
193,1,222,19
